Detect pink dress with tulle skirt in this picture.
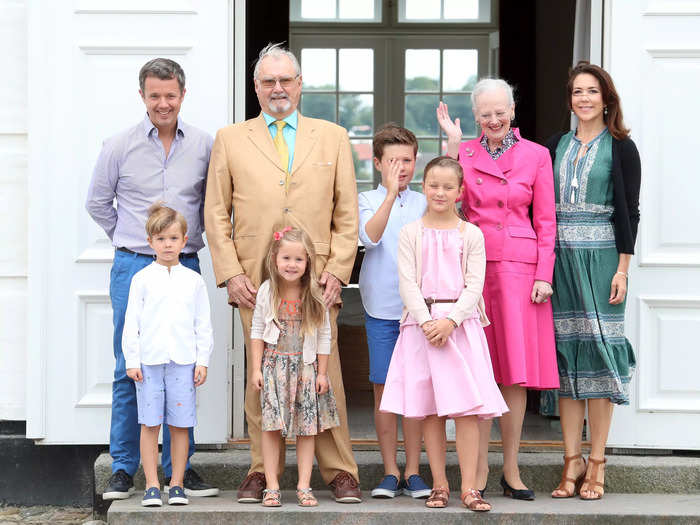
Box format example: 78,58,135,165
380,227,508,419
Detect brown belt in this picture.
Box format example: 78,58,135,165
424,298,458,306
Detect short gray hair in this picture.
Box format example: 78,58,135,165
253,42,301,80
139,58,186,93
471,78,514,113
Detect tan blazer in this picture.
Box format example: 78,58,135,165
204,113,359,289
397,219,490,327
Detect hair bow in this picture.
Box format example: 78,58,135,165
273,226,292,241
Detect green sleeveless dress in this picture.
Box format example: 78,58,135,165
543,129,636,411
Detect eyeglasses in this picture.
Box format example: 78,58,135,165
258,75,299,89
477,111,510,123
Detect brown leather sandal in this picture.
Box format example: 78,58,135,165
461,488,491,512
552,454,586,498
425,487,449,508
580,456,606,500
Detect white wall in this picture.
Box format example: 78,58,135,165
0,0,27,421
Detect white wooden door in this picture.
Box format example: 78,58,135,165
606,0,700,449
26,0,238,444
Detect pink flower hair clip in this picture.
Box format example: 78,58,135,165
273,226,292,241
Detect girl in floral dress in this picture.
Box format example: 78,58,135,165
250,227,339,507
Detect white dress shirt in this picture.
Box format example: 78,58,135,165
122,262,213,369
358,184,426,320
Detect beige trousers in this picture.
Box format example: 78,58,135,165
239,305,359,484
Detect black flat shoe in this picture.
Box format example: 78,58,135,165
478,483,487,498
500,475,535,500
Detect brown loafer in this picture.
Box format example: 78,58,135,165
329,472,361,503
237,472,266,503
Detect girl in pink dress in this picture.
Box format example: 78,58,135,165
380,156,508,512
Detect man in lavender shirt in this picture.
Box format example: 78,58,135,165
86,58,218,500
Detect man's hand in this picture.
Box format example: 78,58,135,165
319,271,342,308
226,274,257,309
194,365,208,387
126,368,143,382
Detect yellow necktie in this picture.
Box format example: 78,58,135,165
273,121,290,190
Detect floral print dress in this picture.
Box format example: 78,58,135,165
261,299,340,437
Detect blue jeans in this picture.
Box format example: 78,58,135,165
109,249,200,477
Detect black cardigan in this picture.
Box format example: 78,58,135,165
545,131,641,255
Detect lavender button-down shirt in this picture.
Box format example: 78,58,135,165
86,115,213,255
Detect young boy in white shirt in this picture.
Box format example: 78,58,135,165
358,124,429,499
123,203,213,507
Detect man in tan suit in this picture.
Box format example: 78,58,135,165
204,43,360,503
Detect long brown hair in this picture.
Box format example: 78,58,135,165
567,61,630,140
265,228,326,335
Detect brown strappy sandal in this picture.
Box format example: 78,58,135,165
296,487,318,507
552,454,586,498
425,487,449,508
461,488,491,512
262,488,282,507
580,456,606,500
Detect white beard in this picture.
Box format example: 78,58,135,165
268,97,291,114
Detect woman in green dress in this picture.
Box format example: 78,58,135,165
545,62,641,501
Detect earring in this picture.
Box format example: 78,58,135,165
604,106,608,115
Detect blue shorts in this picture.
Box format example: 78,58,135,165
364,312,400,385
135,362,196,429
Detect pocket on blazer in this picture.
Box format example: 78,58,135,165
508,225,537,239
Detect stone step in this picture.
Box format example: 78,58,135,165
95,450,700,496
107,490,700,524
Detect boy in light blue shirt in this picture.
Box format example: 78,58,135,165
358,124,429,499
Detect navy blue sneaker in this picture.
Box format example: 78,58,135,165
371,475,401,498
168,485,189,505
403,474,432,499
103,469,134,500
141,487,162,507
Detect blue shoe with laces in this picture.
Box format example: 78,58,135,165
141,487,162,507
371,474,401,498
403,474,432,499
168,485,189,505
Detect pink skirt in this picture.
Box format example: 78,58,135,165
482,261,559,389
380,305,508,420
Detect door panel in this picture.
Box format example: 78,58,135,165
26,0,233,444
606,0,700,449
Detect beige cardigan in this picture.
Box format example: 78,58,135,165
250,280,331,365
397,219,489,327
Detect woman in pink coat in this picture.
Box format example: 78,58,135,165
437,78,558,500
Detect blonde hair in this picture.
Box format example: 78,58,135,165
145,202,187,237
265,228,326,335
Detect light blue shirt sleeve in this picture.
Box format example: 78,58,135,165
358,192,381,249
263,111,297,173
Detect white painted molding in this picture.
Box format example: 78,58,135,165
646,49,700,58
74,0,196,15
79,43,193,55
643,0,700,16
637,295,700,413
76,291,113,408
76,246,115,264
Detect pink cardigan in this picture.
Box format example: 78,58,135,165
458,129,556,283
397,219,489,327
